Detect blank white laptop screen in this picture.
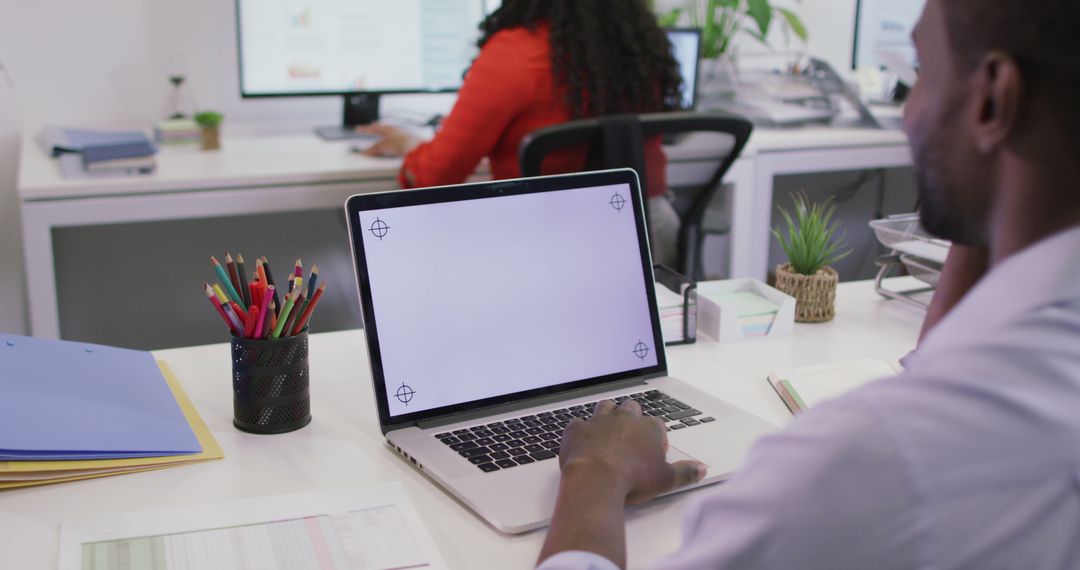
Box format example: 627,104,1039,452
357,182,660,417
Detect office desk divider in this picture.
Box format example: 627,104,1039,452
231,330,312,434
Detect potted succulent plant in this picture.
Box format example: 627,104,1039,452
771,192,850,323
661,0,808,99
194,110,224,151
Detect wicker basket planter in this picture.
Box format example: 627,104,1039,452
774,264,838,323
200,126,221,151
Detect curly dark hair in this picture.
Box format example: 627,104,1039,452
478,0,684,118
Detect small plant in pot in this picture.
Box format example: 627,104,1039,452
771,192,850,323
194,110,224,151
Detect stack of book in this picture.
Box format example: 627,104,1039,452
0,334,222,490
42,127,158,178
155,118,201,144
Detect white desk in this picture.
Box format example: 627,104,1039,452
0,279,924,569
17,125,909,339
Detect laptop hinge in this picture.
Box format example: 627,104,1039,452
412,375,658,431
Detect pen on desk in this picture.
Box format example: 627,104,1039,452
291,283,326,335
211,256,244,306
271,290,298,339
307,264,319,298
237,254,250,306
254,285,274,339
262,256,281,309
226,252,242,303
204,283,239,334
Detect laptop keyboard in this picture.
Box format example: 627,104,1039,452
434,390,714,473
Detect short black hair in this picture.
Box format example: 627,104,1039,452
943,0,1080,148
477,0,683,119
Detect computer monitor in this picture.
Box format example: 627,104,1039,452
852,0,924,72
235,0,486,138
665,28,701,110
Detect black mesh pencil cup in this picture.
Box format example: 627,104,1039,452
231,330,312,434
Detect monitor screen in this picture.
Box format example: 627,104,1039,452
237,0,486,96
666,28,701,109
349,173,663,421
852,0,924,71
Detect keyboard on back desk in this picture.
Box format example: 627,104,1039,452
433,390,716,473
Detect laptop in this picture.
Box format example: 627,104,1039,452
344,169,776,534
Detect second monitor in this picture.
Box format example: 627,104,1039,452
236,0,486,139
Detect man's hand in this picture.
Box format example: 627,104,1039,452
356,123,422,158
537,400,707,568
560,399,707,504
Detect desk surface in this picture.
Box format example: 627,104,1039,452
17,125,908,201
1,279,924,569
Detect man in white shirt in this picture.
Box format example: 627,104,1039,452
536,0,1080,568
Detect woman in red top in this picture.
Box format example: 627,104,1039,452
362,0,685,265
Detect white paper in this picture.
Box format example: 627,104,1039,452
60,483,446,570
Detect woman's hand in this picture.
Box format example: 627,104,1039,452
356,124,422,158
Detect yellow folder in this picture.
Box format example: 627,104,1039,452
0,361,223,490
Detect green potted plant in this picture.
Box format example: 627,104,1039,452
661,0,808,98
771,192,850,323
194,110,224,151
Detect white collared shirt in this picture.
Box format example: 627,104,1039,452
539,226,1080,570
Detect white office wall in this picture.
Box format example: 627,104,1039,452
0,0,858,336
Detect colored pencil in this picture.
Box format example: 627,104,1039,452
262,256,281,309
291,258,302,293
289,298,310,337
229,301,248,323
280,291,304,337
204,283,239,334
268,300,278,337
237,254,250,306
254,285,275,339
271,290,298,339
256,257,268,289
221,301,244,335
293,275,303,297
212,283,230,305
211,256,244,306
243,304,260,338
248,280,261,313
225,252,242,304
307,264,319,298
291,283,326,335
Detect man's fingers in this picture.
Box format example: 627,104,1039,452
593,400,616,415
669,460,708,489
618,399,642,415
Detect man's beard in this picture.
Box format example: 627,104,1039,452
913,132,988,247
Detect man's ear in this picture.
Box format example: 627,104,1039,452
970,51,1023,154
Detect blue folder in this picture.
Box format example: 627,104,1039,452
42,127,157,162
0,335,202,460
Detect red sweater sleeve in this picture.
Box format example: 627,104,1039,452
400,31,535,188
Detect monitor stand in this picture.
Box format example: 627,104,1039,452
315,93,382,141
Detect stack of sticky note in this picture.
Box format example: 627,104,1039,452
704,291,780,337
656,281,691,344
0,334,222,490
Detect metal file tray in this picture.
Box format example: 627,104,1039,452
870,214,951,309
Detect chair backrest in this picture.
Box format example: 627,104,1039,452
519,111,753,278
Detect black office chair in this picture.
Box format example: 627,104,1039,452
519,111,752,280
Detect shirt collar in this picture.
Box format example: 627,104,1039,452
916,224,1080,357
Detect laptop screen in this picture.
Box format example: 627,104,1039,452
346,170,666,427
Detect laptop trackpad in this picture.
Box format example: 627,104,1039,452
666,445,704,467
